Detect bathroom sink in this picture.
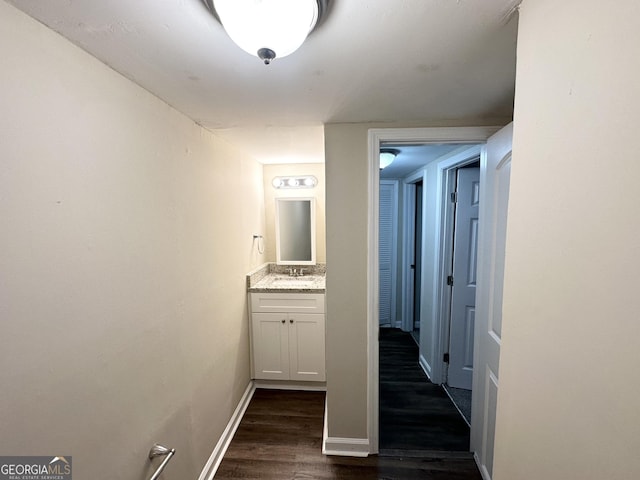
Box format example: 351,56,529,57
251,274,325,291
270,278,316,287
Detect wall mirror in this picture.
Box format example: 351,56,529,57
275,198,316,265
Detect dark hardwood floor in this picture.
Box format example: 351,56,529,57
379,328,471,452
215,389,481,479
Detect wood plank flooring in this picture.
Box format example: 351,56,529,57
214,389,482,479
379,328,471,452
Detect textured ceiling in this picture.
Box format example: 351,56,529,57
7,0,519,163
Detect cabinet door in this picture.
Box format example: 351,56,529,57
251,313,289,380
288,313,325,381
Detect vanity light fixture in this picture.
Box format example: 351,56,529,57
380,148,400,170
272,175,318,189
211,0,329,65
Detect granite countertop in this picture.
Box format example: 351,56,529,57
247,263,326,293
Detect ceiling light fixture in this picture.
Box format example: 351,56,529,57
380,149,400,170
272,175,318,189
211,0,329,65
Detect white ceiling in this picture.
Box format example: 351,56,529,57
7,0,519,163
380,144,471,179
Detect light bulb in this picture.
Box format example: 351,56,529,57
214,0,319,63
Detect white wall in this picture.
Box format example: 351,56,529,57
0,2,265,478
494,1,640,478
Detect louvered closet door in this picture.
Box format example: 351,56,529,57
379,181,397,327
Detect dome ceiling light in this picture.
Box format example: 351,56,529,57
380,149,400,170
210,0,330,65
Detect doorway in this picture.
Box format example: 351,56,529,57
411,180,423,343
378,152,470,452
367,126,504,457
377,143,481,451
442,161,481,424
394,170,426,341
398,167,428,339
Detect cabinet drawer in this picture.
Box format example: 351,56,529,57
250,293,325,314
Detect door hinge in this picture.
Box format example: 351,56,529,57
450,192,457,203
447,275,454,286
443,353,450,364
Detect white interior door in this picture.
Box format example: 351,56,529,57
379,181,397,327
448,167,480,390
470,123,513,480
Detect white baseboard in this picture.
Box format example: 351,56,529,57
323,436,370,457
419,353,432,380
474,452,492,480
198,381,256,480
321,398,370,457
253,380,326,391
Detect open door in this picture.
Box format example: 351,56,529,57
447,166,480,390
470,123,513,479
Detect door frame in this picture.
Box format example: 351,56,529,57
366,126,500,454
400,169,427,333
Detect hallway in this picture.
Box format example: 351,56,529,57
379,328,470,452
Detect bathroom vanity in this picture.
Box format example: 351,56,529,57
246,264,326,384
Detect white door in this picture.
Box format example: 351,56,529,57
288,313,326,381
470,123,513,480
251,313,289,380
448,167,480,390
379,181,397,327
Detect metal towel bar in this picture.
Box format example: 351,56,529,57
148,444,175,480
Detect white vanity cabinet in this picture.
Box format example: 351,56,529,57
249,292,325,382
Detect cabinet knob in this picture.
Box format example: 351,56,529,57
281,319,286,324
290,319,294,324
